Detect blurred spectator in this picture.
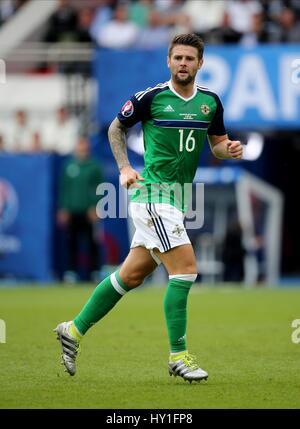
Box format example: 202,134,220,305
221,220,246,283
76,7,94,43
182,0,226,37
57,137,103,283
209,12,242,44
42,106,79,155
270,7,300,42
44,0,78,43
128,0,152,28
30,131,42,153
240,11,270,45
160,0,191,35
136,9,172,48
264,0,300,20
224,0,263,36
8,109,34,152
89,0,116,42
1,119,42,153
285,0,300,18
93,3,139,48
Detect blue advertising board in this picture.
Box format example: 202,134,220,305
0,154,53,281
94,44,300,129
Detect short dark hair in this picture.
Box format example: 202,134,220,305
168,33,204,59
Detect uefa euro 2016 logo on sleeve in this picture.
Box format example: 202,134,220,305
121,100,134,117
0,179,18,232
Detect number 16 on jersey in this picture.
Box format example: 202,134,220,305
178,129,196,152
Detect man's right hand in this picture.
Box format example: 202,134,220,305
119,165,144,189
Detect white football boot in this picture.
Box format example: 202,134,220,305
54,321,80,376
168,352,208,383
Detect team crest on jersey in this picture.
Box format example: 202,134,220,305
121,100,134,117
200,104,210,115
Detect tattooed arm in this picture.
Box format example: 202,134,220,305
108,117,144,188
108,117,130,171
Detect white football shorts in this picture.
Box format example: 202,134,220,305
129,202,191,264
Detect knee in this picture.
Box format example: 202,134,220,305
120,271,145,289
172,264,197,276
185,264,197,275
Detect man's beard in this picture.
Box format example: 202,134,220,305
174,72,194,86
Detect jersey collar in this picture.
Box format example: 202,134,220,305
168,79,198,102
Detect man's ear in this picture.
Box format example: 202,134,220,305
167,56,170,68
198,58,204,70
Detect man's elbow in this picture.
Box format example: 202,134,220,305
108,118,126,138
108,120,116,139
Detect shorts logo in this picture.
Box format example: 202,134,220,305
147,219,154,228
172,224,184,237
121,100,134,117
200,104,210,115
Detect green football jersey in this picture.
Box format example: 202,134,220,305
117,80,226,212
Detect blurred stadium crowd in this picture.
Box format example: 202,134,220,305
0,0,300,155
2,0,300,46
0,106,79,154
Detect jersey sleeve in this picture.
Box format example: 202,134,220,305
117,91,152,128
207,95,227,136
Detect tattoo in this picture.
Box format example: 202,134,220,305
108,117,130,170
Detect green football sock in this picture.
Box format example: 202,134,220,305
73,271,130,335
164,276,194,353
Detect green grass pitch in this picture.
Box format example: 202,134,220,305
0,284,299,409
